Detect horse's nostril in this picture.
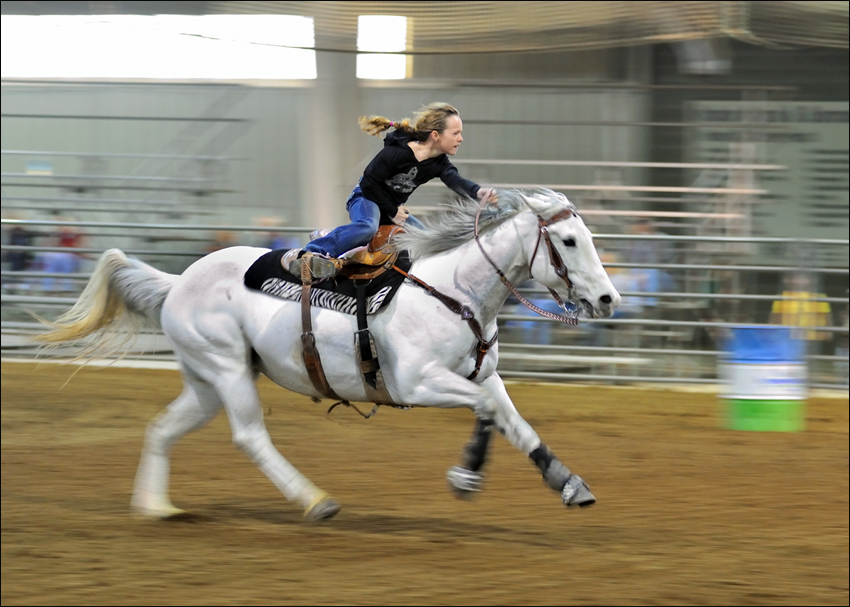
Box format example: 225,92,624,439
600,295,612,305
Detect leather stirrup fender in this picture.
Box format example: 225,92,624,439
299,258,343,401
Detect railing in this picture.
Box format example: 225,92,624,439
2,218,847,390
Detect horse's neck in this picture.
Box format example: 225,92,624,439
412,214,532,323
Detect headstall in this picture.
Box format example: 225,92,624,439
473,199,579,325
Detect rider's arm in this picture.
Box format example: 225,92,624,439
439,160,481,199
441,161,498,204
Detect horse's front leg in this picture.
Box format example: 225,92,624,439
445,418,495,497
395,366,503,497
448,373,596,508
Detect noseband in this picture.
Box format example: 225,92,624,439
473,200,579,325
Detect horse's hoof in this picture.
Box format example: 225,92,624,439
561,474,596,508
304,495,341,522
131,501,188,520
446,465,483,499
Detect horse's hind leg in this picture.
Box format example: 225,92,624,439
211,366,341,521
131,374,221,519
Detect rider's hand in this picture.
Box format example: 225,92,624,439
477,187,498,205
392,206,410,225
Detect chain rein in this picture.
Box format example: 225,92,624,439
474,202,579,325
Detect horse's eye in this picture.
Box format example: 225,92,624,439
562,238,576,247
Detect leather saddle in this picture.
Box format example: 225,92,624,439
336,225,405,280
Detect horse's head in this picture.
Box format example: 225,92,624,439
520,190,620,319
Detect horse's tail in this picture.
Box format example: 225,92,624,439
33,248,177,361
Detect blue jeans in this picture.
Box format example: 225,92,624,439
305,186,424,258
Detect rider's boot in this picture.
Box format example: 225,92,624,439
282,249,343,279
306,253,344,278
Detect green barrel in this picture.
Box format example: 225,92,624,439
718,327,808,432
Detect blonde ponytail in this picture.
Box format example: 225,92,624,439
358,102,459,140
358,116,415,136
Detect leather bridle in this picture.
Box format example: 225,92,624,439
473,199,580,325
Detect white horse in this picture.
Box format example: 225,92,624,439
36,188,619,521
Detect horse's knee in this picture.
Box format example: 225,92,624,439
231,428,255,455
471,394,498,420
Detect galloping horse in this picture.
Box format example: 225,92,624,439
36,189,620,521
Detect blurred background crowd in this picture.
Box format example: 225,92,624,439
1,1,847,388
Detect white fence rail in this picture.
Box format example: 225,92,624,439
3,218,847,390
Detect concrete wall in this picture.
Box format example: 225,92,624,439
1,78,652,233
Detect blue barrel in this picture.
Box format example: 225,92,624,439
718,327,808,431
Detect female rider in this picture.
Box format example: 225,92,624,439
284,102,497,277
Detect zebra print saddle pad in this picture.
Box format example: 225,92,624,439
243,249,412,316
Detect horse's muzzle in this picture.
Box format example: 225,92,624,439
580,293,618,319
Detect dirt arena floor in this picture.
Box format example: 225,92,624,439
2,361,847,606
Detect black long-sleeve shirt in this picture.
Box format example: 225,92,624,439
359,130,481,224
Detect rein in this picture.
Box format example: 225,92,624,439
387,199,579,380
390,265,497,381
473,200,579,325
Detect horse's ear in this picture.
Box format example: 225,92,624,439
522,192,552,214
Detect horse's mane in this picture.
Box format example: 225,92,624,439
394,188,570,260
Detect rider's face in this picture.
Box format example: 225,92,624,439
433,115,463,155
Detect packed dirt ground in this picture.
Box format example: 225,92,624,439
2,361,848,606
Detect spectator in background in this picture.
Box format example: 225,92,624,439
6,225,34,272
39,222,87,292
266,231,301,251
502,282,576,345
770,272,831,351
205,230,236,253
605,253,647,319
3,222,35,291
588,252,648,347
833,289,848,386
628,218,677,300
629,218,674,266
255,216,302,251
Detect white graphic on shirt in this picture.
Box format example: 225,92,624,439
386,166,418,193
